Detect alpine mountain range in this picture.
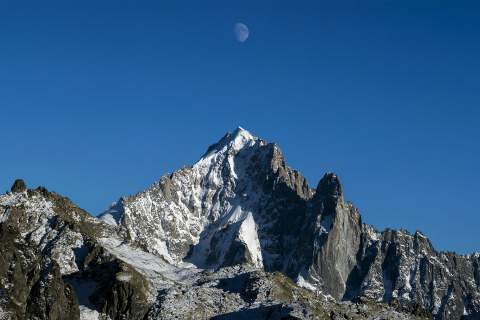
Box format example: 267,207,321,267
0,127,478,320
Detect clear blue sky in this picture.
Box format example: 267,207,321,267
1,0,479,253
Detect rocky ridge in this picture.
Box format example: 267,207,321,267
100,127,480,319
0,128,478,320
0,183,151,320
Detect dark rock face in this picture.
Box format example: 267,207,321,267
26,263,80,320
81,246,151,320
350,229,480,320
10,179,26,193
0,205,79,320
316,173,343,200
303,174,363,300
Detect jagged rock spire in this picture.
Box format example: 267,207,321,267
202,126,258,158
316,172,343,200
11,179,27,193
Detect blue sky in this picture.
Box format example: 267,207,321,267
1,0,479,253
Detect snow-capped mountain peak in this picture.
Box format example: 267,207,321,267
98,128,274,266
97,127,311,271
201,126,260,158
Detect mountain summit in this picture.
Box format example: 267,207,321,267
100,126,311,270
0,128,478,320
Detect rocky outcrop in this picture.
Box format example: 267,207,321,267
0,196,79,320
0,186,151,320
26,262,79,320
66,244,151,320
146,266,427,320
352,230,480,319
303,173,363,300
10,179,26,193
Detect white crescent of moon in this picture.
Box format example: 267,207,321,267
234,23,249,43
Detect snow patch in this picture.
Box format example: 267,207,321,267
237,212,263,268
116,273,132,282
98,236,200,295
296,275,317,291
99,200,124,226
79,306,102,320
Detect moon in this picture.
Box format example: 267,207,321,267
234,23,249,43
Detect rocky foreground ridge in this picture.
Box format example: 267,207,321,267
0,127,478,320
